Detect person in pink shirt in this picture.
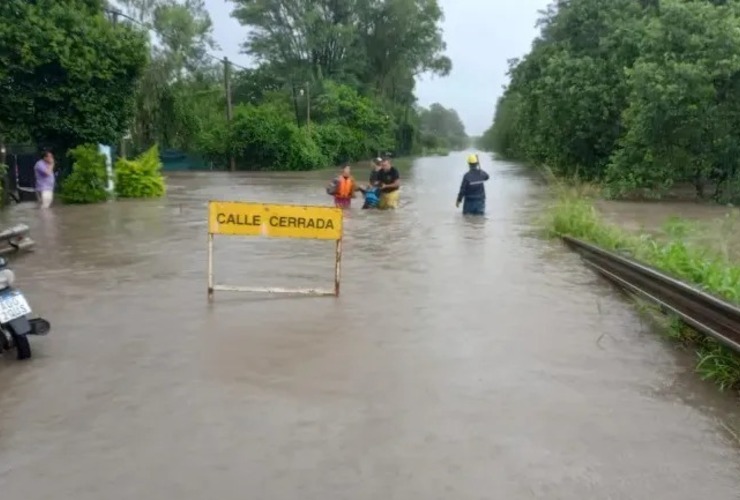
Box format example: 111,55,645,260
34,150,55,208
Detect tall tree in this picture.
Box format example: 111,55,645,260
419,103,467,150
481,0,740,201
230,0,451,97
115,0,221,151
0,0,148,151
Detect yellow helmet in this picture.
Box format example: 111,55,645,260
467,154,479,165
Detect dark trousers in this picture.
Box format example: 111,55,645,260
462,197,485,215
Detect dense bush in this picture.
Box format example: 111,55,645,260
115,145,166,198
212,103,327,170
311,123,364,166
60,145,109,204
199,82,408,170
311,81,396,159
479,0,740,201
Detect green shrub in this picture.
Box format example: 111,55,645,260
312,82,395,157
115,145,166,198
225,104,328,170
312,123,366,165
60,145,109,204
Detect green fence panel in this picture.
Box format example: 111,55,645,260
160,150,210,171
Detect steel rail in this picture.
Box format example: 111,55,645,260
562,236,740,353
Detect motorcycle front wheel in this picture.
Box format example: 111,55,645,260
13,333,31,360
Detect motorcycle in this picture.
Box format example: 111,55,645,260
0,257,50,359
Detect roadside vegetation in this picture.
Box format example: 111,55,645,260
544,184,740,391
115,146,166,199
475,0,740,391
0,0,467,194
478,0,740,203
60,146,111,204
61,144,166,203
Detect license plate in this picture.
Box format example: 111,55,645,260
0,290,31,324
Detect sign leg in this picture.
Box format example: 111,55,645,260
334,238,342,296
208,233,214,301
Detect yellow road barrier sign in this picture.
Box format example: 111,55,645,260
208,200,342,239
207,201,344,299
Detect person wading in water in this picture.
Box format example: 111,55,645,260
369,157,382,185
456,154,490,215
34,149,56,209
327,165,357,208
377,157,400,209
358,158,382,209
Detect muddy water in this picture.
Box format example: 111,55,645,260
598,199,740,260
597,199,734,233
0,152,738,499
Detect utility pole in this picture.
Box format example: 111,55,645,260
109,9,127,160
291,83,301,127
223,57,235,171
0,138,7,207
305,81,310,128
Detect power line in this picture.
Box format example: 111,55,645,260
104,7,252,72
105,6,240,170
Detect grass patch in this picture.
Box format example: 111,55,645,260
544,187,740,391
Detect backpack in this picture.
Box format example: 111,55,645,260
364,187,380,207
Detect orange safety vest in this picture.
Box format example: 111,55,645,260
335,176,354,198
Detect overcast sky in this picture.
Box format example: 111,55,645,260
204,0,550,136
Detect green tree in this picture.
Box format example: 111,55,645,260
481,0,740,202
482,0,643,179
0,0,148,151
104,0,458,170
230,0,451,157
116,0,222,153
312,81,395,157
419,103,467,151
608,0,740,199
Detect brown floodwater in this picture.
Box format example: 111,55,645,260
597,199,734,232
598,199,740,260
0,152,738,499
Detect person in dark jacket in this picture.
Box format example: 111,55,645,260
456,154,490,215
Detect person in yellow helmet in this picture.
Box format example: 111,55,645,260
456,154,490,215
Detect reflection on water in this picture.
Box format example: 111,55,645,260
0,152,737,499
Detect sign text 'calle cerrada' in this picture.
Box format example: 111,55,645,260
207,201,344,299
208,201,343,239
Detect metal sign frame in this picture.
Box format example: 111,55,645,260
207,200,343,299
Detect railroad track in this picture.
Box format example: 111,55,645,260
562,236,740,354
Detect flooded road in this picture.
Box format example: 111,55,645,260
0,151,738,499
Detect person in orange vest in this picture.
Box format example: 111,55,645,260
326,165,357,208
